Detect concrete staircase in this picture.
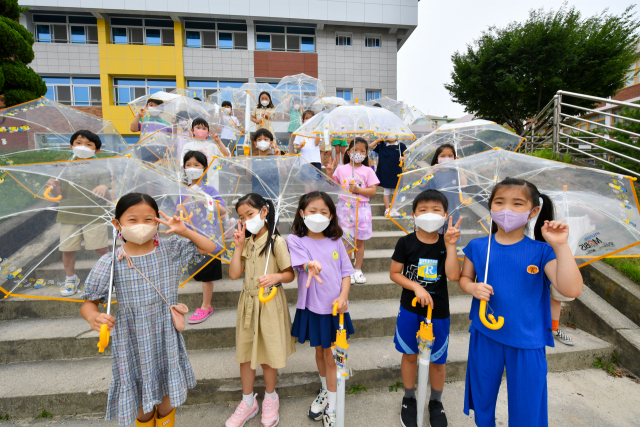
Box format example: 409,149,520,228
0,193,613,420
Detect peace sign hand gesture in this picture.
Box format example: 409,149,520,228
234,221,247,248
444,215,462,246
305,260,323,288
156,211,187,235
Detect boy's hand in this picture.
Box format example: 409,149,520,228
414,285,434,308
233,221,246,248
46,178,60,189
470,282,494,302
136,108,145,118
444,216,462,246
305,261,323,288
91,185,108,198
258,274,280,288
156,211,187,235
91,312,115,332
541,220,569,247
332,295,348,314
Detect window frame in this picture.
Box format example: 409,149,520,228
110,18,175,46
33,15,98,44
42,76,102,106
255,25,315,53
336,89,352,102
186,80,246,101
113,78,177,106
183,21,248,50
335,32,352,47
625,61,639,87
365,89,381,101
364,34,381,48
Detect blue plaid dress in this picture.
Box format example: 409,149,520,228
82,236,201,426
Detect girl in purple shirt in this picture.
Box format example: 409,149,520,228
287,191,355,427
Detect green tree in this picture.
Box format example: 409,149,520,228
445,4,640,136
0,0,46,107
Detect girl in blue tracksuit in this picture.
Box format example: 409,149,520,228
459,177,583,427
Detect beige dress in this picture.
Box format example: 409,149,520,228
236,233,296,369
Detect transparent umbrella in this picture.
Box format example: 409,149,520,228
365,97,436,139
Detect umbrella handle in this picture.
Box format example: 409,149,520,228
332,302,349,350
43,186,62,202
97,323,110,353
258,285,277,305
458,192,472,205
179,210,194,221
411,297,432,321
479,300,504,330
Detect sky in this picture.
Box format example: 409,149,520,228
398,0,636,119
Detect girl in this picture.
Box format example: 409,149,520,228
459,178,583,427
181,151,226,325
251,91,275,156
227,193,296,427
287,97,303,153
369,138,407,217
328,137,379,284
293,110,322,168
287,192,354,427
80,193,218,427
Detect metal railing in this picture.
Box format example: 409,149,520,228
521,90,640,177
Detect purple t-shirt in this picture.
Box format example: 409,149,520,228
287,234,355,315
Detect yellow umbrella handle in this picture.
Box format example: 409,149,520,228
411,297,432,321
179,210,194,221
332,302,349,349
97,323,110,353
479,300,504,330
258,286,277,305
459,192,472,205
43,186,62,202
332,301,345,327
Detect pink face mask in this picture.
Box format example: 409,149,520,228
438,157,454,164
194,129,208,139
491,209,531,233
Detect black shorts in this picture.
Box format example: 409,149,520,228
192,256,222,282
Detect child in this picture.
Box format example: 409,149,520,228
45,130,110,297
180,151,226,324
287,97,303,153
551,293,575,345
370,138,407,217
459,178,583,427
251,91,275,156
390,190,462,427
130,98,170,134
329,137,379,284
80,192,218,427
293,110,322,170
181,117,230,163
251,129,282,201
287,192,354,427
226,193,296,427
220,100,241,154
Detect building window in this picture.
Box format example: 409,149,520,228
336,33,351,47
33,14,98,44
184,21,248,50
366,90,381,101
186,80,245,101
612,108,623,125
336,89,352,101
365,35,381,48
110,18,175,46
626,61,639,87
42,76,102,106
113,78,176,105
255,25,315,52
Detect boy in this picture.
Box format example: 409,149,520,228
45,130,111,296
130,98,171,135
251,128,282,201
180,117,231,164
389,190,461,427
220,101,241,154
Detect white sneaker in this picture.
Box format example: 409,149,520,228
323,409,336,427
390,209,401,217
384,208,390,217
554,328,575,346
353,271,367,284
308,388,328,421
60,276,80,297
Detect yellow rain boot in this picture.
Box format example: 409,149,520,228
155,407,176,427
136,408,156,427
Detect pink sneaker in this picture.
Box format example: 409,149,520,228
261,393,280,427
225,396,259,427
187,307,214,324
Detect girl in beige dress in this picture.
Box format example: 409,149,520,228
227,193,296,427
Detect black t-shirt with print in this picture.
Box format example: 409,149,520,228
392,232,450,319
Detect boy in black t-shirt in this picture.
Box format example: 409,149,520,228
390,190,462,427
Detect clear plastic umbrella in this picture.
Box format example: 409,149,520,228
0,98,129,164
365,97,436,140
309,96,351,114
403,120,525,171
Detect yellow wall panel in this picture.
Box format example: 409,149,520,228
124,46,142,61
142,60,159,75
106,59,125,74
158,60,176,75
124,60,143,74
139,46,160,61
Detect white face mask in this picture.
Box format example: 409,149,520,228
438,157,454,164
185,168,203,180
256,140,271,151
304,214,331,233
72,145,95,159
147,106,162,117
119,222,157,245
349,152,367,164
414,213,446,233
294,104,300,109
244,212,266,235
224,107,232,113
261,100,270,107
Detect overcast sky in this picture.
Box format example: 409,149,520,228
398,0,636,118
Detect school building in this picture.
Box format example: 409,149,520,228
18,0,419,143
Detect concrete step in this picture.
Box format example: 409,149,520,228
0,296,474,364
0,328,611,420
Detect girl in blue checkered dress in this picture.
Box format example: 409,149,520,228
81,193,218,427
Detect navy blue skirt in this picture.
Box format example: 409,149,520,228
291,308,355,349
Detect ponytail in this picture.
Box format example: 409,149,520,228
235,193,280,257
488,177,554,242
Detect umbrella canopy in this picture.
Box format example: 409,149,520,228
309,96,351,114
403,120,524,171
0,156,226,302
128,90,182,117
274,73,325,99
365,96,436,139
389,149,640,265
0,98,129,164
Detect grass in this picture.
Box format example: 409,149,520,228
527,147,572,163
2,150,115,166
388,381,404,392
603,257,640,284
348,384,368,395
35,410,52,419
